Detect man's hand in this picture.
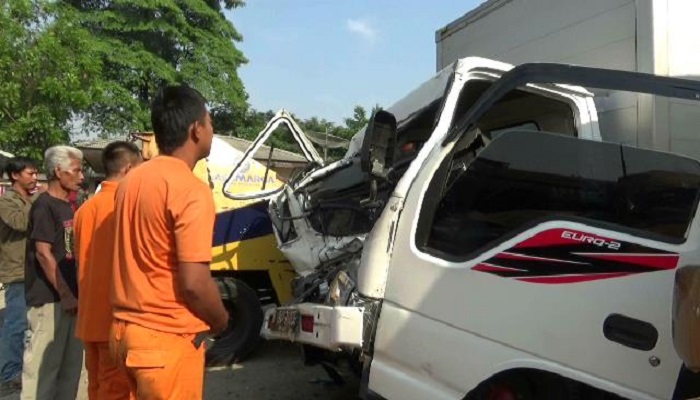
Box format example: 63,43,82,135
209,313,230,336
60,292,78,314
36,242,76,311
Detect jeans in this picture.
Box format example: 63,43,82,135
0,282,27,383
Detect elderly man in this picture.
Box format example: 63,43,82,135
22,146,84,400
0,157,38,395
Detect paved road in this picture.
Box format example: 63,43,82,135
0,292,360,400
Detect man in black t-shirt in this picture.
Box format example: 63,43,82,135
21,145,84,400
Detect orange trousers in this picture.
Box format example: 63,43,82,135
109,320,206,400
84,341,131,400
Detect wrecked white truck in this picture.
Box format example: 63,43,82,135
244,57,700,399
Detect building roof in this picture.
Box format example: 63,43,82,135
73,137,131,175
74,135,309,174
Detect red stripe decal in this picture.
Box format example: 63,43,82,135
575,254,678,270
496,253,547,261
473,263,522,273
517,272,632,284
515,229,574,248
496,252,587,264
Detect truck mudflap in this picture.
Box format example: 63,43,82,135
261,304,364,351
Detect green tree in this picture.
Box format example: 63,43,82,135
341,105,368,137
0,0,102,159
339,104,382,138
213,107,275,141
64,0,248,136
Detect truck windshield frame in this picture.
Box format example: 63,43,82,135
444,63,700,145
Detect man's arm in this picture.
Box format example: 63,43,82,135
0,197,31,232
177,263,228,334
172,186,228,334
35,242,78,312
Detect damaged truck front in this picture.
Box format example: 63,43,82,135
260,57,700,400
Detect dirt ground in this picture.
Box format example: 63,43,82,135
0,292,360,400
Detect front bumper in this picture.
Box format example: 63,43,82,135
260,303,365,351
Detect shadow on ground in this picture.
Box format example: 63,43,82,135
204,340,360,400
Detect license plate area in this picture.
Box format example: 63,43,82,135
267,308,299,334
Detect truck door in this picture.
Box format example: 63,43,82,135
367,65,700,400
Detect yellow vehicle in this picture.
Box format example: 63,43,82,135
133,111,322,366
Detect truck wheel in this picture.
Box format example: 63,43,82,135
468,373,534,400
206,279,263,367
468,370,578,400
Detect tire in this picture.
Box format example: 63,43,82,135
468,373,535,400
467,371,576,400
205,279,263,367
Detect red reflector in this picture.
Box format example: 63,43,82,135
301,314,314,333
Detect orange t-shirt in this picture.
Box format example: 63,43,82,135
111,156,215,334
75,180,120,342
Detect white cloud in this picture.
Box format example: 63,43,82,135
346,18,377,43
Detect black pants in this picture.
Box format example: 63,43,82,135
674,365,700,399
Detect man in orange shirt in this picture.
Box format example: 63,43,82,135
74,141,142,400
110,85,229,399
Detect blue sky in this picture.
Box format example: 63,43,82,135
224,1,482,124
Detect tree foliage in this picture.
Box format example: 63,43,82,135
64,0,248,135
0,0,102,159
0,0,380,164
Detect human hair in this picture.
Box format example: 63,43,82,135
102,141,141,177
4,156,38,184
44,146,83,180
150,85,208,155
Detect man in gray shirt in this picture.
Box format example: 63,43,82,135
0,157,38,395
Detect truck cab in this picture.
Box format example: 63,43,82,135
260,57,700,399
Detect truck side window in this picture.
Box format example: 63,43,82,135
418,130,700,260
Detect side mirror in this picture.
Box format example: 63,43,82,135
360,110,397,180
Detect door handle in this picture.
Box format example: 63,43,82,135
603,314,658,351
